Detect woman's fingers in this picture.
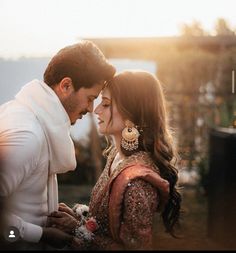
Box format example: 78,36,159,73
58,206,68,212
59,205,75,217
59,202,67,207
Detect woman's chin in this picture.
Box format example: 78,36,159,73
97,127,106,135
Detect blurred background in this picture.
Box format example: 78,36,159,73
0,0,236,250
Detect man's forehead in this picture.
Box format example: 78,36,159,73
88,82,104,92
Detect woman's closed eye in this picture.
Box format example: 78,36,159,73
102,103,110,107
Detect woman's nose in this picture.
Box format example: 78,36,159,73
94,104,100,114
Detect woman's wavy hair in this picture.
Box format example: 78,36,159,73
104,70,182,236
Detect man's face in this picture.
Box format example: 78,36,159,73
62,82,104,125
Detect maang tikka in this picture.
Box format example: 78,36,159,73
121,120,140,151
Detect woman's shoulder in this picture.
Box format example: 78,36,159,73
125,177,157,195
112,156,170,208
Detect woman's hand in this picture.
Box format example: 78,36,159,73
47,211,79,234
59,202,76,217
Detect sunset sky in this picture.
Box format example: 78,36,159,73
0,0,236,59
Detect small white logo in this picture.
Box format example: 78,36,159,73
3,226,20,242
8,230,16,238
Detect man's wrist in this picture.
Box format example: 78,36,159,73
39,227,47,243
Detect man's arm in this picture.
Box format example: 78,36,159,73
5,213,43,243
0,130,42,242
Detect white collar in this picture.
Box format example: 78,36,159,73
15,79,76,174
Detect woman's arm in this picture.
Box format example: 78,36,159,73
119,178,158,250
91,178,159,250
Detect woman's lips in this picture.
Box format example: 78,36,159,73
98,118,104,124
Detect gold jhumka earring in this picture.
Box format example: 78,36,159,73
121,120,140,151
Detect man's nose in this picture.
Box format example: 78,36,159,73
87,103,94,113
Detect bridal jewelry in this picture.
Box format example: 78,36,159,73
121,120,140,151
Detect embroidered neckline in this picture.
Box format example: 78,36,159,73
106,148,158,181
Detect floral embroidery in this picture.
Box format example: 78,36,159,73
120,178,158,250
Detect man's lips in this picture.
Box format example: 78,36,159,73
79,112,88,119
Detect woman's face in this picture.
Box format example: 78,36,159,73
94,88,125,136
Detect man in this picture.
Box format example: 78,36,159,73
0,40,115,249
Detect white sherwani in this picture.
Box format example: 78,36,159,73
0,79,76,244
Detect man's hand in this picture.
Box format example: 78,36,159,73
40,227,73,249
47,211,79,234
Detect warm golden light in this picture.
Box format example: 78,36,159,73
0,0,235,58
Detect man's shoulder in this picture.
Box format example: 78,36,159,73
0,100,45,142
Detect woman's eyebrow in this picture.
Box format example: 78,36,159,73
102,96,111,101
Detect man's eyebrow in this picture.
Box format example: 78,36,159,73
89,95,98,99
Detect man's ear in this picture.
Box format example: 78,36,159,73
58,77,74,95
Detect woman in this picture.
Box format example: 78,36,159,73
48,70,182,250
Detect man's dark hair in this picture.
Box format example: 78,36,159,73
44,40,116,91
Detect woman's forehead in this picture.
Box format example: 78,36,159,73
101,87,111,99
